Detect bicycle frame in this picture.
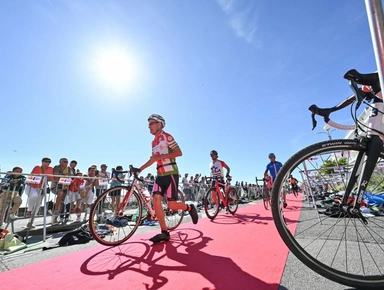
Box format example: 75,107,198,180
255,177,273,192
115,172,156,219
207,177,230,207
309,74,384,222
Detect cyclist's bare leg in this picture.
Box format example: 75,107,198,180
168,200,188,211
152,193,167,231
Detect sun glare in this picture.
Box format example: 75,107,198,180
92,46,139,91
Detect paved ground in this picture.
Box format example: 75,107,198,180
0,199,360,289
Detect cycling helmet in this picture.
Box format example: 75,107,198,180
268,153,276,158
148,114,165,128
210,150,218,156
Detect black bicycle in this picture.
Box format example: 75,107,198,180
271,69,384,289
255,177,271,210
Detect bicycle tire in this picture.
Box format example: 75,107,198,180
164,190,185,230
226,187,239,214
271,139,384,289
89,186,142,246
204,188,220,220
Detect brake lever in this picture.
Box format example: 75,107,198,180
311,112,317,130
308,105,318,130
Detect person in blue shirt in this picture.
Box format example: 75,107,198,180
264,153,287,208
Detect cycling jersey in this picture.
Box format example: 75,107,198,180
210,160,228,178
265,161,283,179
290,178,298,185
152,131,180,176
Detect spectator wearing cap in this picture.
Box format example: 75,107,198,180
0,166,26,225
69,160,78,176
96,164,110,198
24,158,54,228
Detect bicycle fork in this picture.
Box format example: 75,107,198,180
343,135,383,223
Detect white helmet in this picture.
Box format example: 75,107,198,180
148,114,165,128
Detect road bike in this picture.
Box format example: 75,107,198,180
89,165,185,246
203,176,239,220
271,69,384,289
255,177,271,210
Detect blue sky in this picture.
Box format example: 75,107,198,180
0,0,378,184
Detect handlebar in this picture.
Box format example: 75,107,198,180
112,165,144,183
309,69,380,131
205,175,232,182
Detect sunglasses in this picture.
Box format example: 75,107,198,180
61,160,68,163
149,122,159,126
43,160,51,163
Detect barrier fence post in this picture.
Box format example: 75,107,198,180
42,175,48,242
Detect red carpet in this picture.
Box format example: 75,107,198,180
0,197,301,290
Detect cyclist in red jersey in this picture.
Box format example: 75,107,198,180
209,150,231,207
139,114,198,243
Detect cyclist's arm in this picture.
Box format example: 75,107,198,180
222,161,230,176
156,146,182,161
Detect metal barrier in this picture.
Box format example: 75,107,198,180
0,171,117,242
1,170,260,243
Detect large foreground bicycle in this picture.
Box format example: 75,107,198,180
89,166,185,246
271,69,384,289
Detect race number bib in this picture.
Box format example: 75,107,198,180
26,176,42,184
98,178,108,186
58,178,72,185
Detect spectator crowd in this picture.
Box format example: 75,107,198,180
0,157,261,229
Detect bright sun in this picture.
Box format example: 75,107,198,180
92,46,139,90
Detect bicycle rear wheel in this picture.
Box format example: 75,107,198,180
271,139,384,289
293,188,298,198
226,187,239,214
89,186,142,246
204,188,220,220
262,186,270,210
164,190,185,230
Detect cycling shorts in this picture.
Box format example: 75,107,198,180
152,174,179,201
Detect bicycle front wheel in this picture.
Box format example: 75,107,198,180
89,186,142,246
204,188,220,220
271,139,384,289
226,187,239,214
164,190,185,230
